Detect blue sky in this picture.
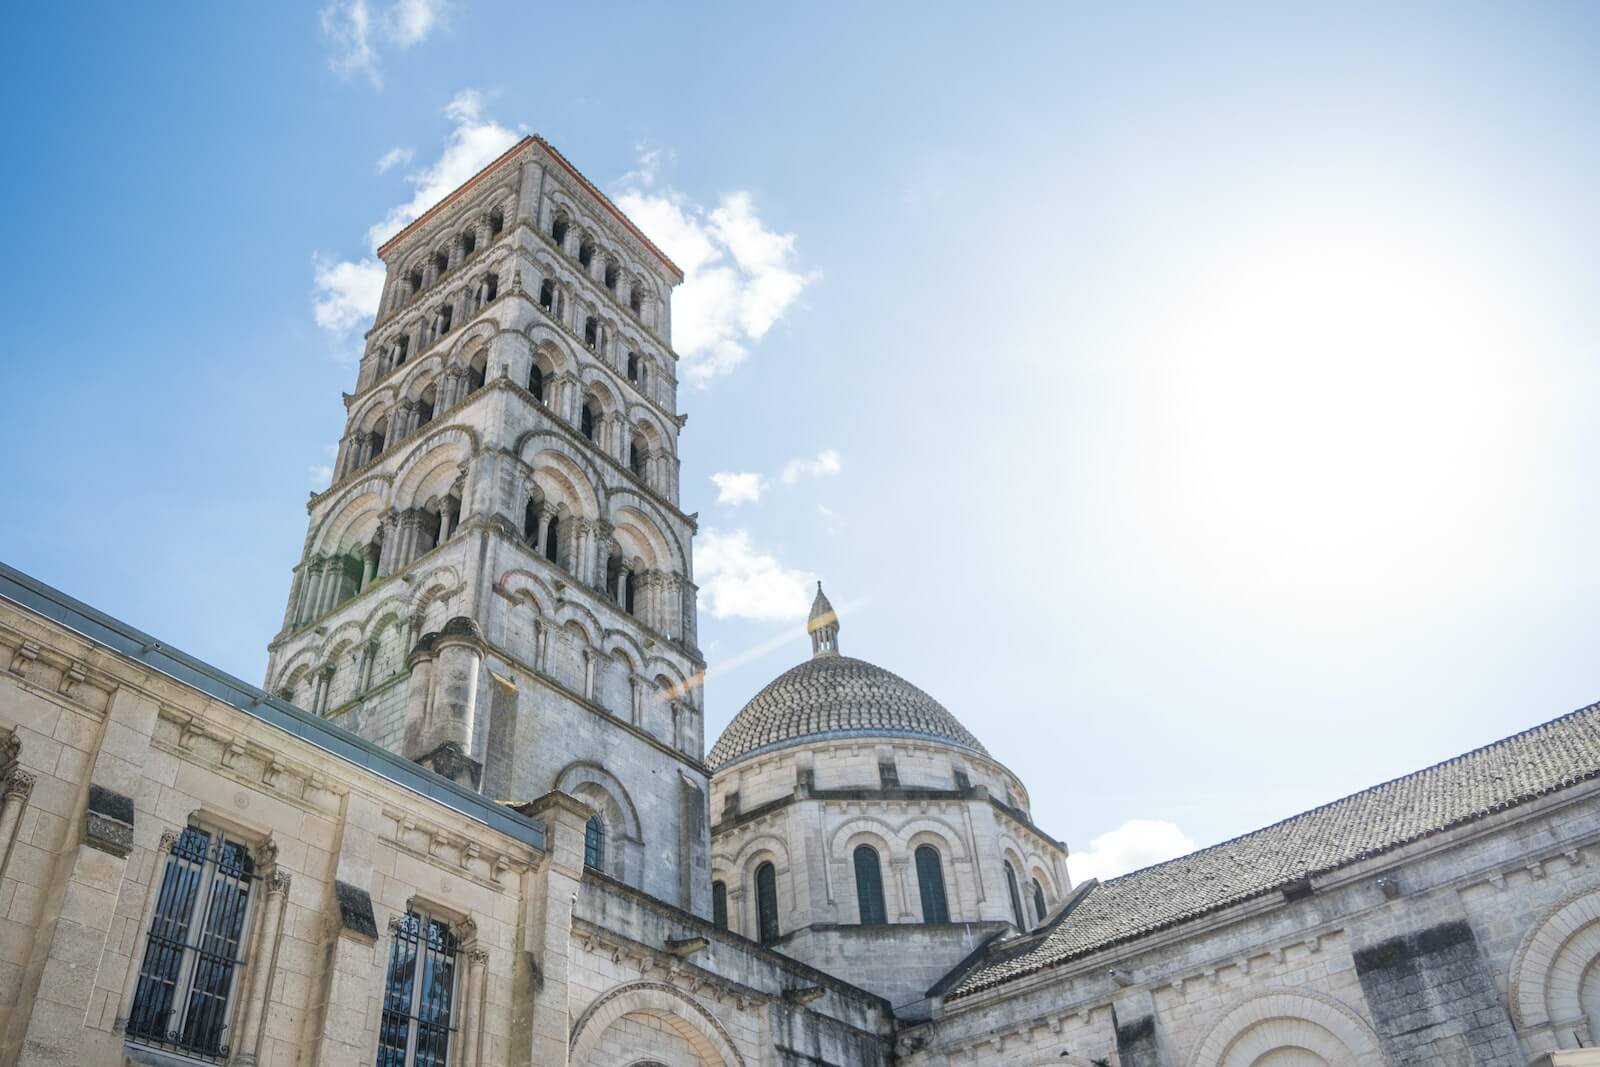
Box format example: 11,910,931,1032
4,2,1600,880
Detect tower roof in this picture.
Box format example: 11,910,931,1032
806,582,837,632
706,653,989,771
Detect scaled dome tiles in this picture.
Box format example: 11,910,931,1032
707,655,989,770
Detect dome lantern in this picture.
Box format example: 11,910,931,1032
807,582,840,658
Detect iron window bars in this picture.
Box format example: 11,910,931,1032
376,910,459,1067
126,826,257,1062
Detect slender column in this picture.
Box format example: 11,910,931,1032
360,543,379,590
892,858,914,920
234,867,291,1067
359,639,379,692
582,650,595,701
459,946,488,1067
628,675,641,727
0,770,35,885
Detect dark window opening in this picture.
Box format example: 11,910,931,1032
583,317,599,349
529,364,545,402
539,279,555,312
408,270,423,295
465,358,486,396
878,760,899,788
629,439,646,478
488,209,504,236
394,335,409,366
551,216,568,245
629,289,643,314
437,304,453,334
544,516,560,564
623,571,636,616
482,273,498,302
581,402,596,441
578,240,595,268
415,388,436,428
432,251,448,277
712,881,728,931
460,231,476,257
1005,862,1026,931
523,499,541,544
604,263,618,290
756,862,780,945
626,353,640,382
584,815,605,871
1032,879,1048,925
854,845,887,925
916,845,949,923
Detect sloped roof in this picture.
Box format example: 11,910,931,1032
950,700,1600,998
706,655,990,771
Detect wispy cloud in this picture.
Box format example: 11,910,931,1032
1066,820,1196,884
711,472,767,506
311,90,519,356
308,444,339,489
376,146,414,174
696,529,813,622
615,149,818,386
781,448,842,484
320,0,449,87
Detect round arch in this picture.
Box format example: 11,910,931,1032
569,981,743,1067
1509,885,1600,1049
1188,989,1384,1067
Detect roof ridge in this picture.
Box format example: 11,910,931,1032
1099,698,1600,888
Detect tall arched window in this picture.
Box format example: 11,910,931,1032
584,815,604,871
915,845,949,923
580,401,597,441
523,499,541,546
578,240,595,269
551,215,569,246
1032,879,1048,925
1004,862,1026,931
626,352,640,382
583,316,599,349
539,278,555,312
529,364,545,402
712,881,728,931
853,845,887,925
629,436,647,478
755,862,779,945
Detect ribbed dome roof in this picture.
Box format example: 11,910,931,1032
707,654,989,770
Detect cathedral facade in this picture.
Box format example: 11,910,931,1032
1,136,1600,1067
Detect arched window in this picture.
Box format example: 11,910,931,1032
712,881,728,931
432,250,449,278
1032,879,1048,924
623,570,636,616
1004,862,1026,931
604,262,618,290
460,230,476,257
538,278,555,312
605,553,622,602
583,316,599,349
853,845,887,925
580,401,597,441
529,364,545,402
578,240,595,269
369,415,387,458
755,862,779,945
629,288,643,315
544,516,560,565
551,215,568,246
629,436,647,478
915,845,949,923
408,269,423,296
465,353,486,396
626,352,640,382
481,272,498,304
584,815,604,871
415,385,436,428
488,208,504,236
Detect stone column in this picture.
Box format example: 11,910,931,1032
458,945,488,1067
360,543,379,590
0,763,35,885
401,634,436,758
314,665,335,715
418,619,484,789
891,857,914,921
233,866,291,1067
508,792,590,1067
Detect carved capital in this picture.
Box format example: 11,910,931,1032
3,770,34,803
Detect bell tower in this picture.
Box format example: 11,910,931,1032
264,137,712,912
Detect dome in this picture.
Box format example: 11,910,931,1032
707,654,989,770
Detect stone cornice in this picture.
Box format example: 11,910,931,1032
710,787,1061,849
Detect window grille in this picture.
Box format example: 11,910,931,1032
755,862,780,944
126,827,257,1063
376,911,458,1067
711,881,728,930
878,760,899,788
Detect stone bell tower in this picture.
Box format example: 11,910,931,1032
263,137,713,912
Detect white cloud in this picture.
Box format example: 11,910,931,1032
781,448,842,485
376,146,414,174
711,472,766,506
1067,820,1196,885
615,153,817,386
366,90,518,249
311,255,386,354
320,0,447,87
312,91,518,354
308,444,339,489
695,529,813,622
